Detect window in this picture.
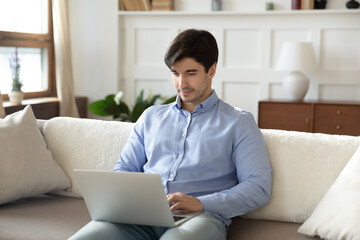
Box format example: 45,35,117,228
0,0,55,100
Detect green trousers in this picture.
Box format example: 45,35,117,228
68,212,227,240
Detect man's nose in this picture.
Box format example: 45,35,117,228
178,75,188,89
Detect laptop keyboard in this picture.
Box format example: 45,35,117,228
173,216,186,222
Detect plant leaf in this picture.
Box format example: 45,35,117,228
162,95,177,104
135,90,144,105
87,100,111,116
105,94,116,103
131,102,146,122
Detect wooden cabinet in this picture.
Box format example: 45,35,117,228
258,102,313,132
258,100,360,136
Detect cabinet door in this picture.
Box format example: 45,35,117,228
258,102,313,132
314,104,360,136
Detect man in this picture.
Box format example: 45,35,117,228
70,29,272,240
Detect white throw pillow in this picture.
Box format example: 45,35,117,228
44,117,135,197
0,105,70,205
298,144,360,239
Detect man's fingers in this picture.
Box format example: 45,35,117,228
166,192,204,212
170,202,181,211
166,192,182,205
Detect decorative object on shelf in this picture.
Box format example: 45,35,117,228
276,42,318,101
88,90,176,122
346,0,360,9
8,47,24,105
266,2,274,10
314,0,327,9
211,0,222,11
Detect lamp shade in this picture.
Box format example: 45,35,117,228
276,42,318,71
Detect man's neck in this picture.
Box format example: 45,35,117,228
181,101,196,113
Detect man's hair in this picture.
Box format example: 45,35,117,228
164,29,219,73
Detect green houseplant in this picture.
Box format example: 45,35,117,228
8,47,24,104
88,90,176,122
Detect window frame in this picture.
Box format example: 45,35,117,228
0,0,56,101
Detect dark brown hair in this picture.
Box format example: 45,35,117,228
164,29,219,73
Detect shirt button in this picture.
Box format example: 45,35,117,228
170,174,174,178
182,133,185,137
178,154,182,158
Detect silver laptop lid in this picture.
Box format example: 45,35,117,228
74,169,178,227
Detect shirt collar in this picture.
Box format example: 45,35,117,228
174,90,219,113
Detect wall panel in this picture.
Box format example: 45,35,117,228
223,82,260,120
119,11,360,120
321,29,360,70
223,29,261,68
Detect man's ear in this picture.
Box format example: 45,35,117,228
209,62,217,78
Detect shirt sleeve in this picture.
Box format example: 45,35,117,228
197,112,272,220
113,110,148,173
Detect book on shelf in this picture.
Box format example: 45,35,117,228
293,0,314,10
152,0,174,11
119,0,152,11
301,0,314,9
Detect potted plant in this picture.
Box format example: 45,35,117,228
88,90,176,122
8,47,24,105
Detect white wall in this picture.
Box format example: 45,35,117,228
119,11,360,120
68,0,359,120
68,0,118,105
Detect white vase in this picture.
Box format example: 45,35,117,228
8,91,24,105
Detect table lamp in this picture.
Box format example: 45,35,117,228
276,42,318,101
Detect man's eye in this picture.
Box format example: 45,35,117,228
172,72,179,76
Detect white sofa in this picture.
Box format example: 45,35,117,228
1,105,359,240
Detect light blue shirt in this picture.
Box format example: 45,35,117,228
113,91,272,226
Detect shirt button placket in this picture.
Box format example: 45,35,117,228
169,114,190,181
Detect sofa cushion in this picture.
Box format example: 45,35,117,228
43,117,135,197
227,217,316,240
245,129,360,223
298,144,360,239
0,106,71,205
0,195,91,240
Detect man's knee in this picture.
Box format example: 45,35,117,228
160,213,227,240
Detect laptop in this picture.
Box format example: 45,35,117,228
73,169,202,227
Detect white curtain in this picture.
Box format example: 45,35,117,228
52,0,79,117
0,90,5,118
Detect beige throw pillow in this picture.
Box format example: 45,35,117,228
0,105,70,205
298,144,360,239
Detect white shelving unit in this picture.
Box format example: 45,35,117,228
118,9,360,16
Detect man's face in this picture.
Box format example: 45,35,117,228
171,58,216,111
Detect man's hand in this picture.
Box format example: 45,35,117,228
166,192,204,212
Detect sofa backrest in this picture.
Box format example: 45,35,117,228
43,117,135,197
245,129,360,223
43,117,360,224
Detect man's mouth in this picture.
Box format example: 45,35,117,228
179,89,193,95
